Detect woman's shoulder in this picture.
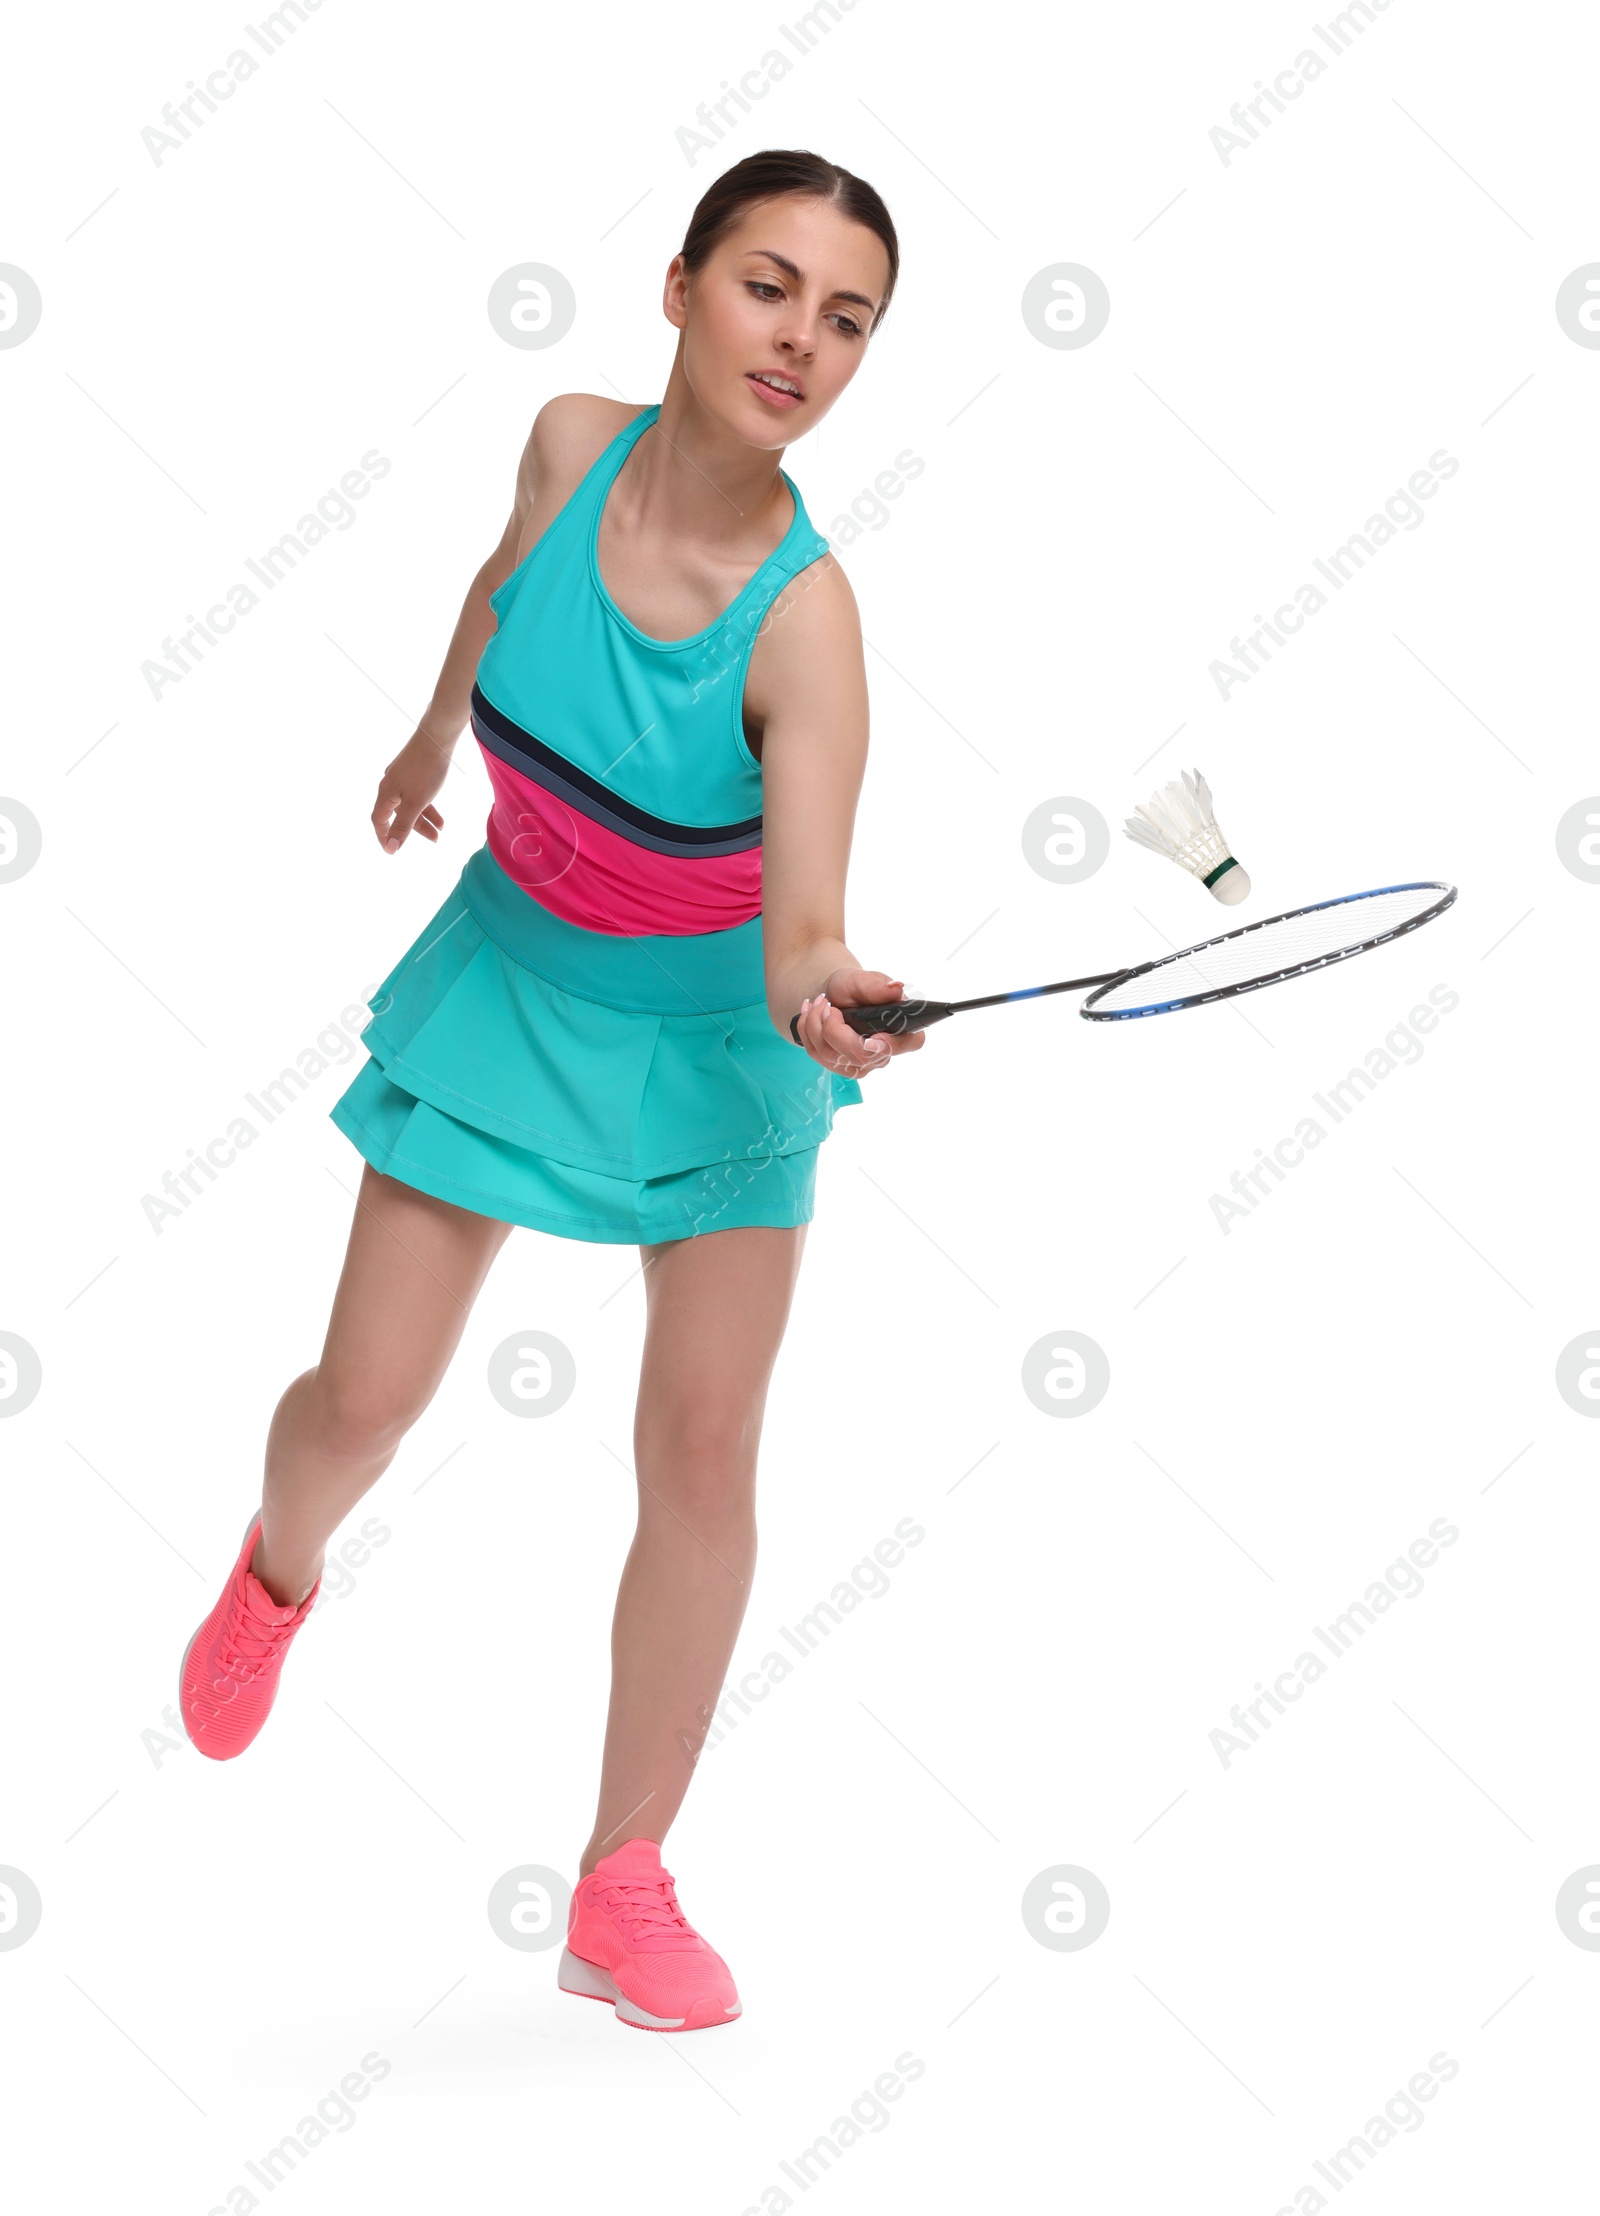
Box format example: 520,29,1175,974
747,538,862,722
525,392,646,494
769,535,857,640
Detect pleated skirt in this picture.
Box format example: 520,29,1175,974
329,845,863,1245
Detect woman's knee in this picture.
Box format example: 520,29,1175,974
635,1405,760,1520
306,1364,430,1461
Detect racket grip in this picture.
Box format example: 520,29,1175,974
789,998,952,1043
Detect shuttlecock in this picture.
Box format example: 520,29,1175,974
1123,768,1250,905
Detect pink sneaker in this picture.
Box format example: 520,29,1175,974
179,1514,319,1760
559,1839,742,2032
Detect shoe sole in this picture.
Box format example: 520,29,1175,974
557,1946,742,2032
178,1510,265,1760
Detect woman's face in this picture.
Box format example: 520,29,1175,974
666,195,892,447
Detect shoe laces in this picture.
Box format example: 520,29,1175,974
597,1872,693,1943
215,1588,299,1679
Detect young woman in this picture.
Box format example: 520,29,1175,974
176,148,921,2033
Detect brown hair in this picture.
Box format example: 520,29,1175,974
679,148,899,332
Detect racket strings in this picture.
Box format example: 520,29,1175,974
1090,886,1447,1015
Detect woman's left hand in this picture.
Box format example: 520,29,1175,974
794,969,925,1077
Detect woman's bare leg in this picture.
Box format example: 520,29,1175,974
250,1164,515,1605
577,1222,807,1875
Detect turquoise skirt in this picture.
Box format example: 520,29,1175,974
329,846,862,1245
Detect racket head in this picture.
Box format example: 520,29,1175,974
1080,882,1457,1021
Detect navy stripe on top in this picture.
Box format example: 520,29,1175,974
470,683,763,859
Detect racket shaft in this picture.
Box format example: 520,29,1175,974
838,975,1121,1035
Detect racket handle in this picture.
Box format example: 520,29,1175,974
789,997,952,1044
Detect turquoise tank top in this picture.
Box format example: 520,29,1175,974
470,402,833,939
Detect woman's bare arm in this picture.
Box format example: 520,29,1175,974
370,394,623,853
756,553,922,1077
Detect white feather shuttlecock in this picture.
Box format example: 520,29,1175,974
1123,768,1250,905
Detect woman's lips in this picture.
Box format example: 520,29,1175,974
746,372,803,410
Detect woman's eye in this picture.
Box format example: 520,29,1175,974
745,280,863,337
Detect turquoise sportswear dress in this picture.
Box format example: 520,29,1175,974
329,403,863,1244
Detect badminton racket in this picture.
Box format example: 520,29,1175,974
793,882,1458,1039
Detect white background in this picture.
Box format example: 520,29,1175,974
3,0,1597,2208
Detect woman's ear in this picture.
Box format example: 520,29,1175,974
662,253,690,332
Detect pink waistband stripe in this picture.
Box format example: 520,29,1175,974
480,749,762,937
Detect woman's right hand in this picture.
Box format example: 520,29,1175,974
794,970,925,1078
372,727,453,852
